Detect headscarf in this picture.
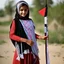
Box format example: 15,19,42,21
15,1,30,20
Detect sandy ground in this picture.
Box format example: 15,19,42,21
0,33,64,64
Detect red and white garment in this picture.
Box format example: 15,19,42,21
10,20,40,64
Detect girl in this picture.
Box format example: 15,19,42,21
9,1,47,64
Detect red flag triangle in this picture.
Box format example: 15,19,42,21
39,7,46,16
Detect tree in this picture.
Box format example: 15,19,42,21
5,0,14,21
55,2,64,26
0,9,5,17
32,0,44,25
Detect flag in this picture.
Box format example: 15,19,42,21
39,7,46,17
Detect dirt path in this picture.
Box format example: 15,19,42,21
39,44,64,64
0,34,15,64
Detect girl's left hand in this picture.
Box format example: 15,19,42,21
43,36,48,40
38,35,48,40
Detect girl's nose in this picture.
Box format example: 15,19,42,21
23,10,25,14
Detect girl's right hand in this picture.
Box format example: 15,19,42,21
20,38,34,46
26,40,34,46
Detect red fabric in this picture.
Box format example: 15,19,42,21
39,8,46,16
13,50,20,64
9,20,21,42
13,50,39,64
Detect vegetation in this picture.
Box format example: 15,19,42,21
0,9,5,17
0,30,9,34
54,3,64,26
0,21,11,26
48,2,64,25
0,40,6,45
49,28,64,44
4,0,14,21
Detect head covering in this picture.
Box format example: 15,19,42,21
15,1,29,20
16,1,29,14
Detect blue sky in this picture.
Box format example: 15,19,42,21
0,0,60,9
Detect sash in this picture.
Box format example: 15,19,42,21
19,19,38,56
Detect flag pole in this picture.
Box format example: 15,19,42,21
44,0,50,64
39,0,50,64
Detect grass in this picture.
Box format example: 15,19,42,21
49,30,64,44
0,21,9,45
0,30,9,34
0,21,11,26
0,40,6,45
0,21,9,34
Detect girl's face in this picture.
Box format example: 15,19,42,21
19,6,29,17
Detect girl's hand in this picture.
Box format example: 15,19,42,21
38,35,48,40
20,38,34,46
26,40,34,46
43,36,48,40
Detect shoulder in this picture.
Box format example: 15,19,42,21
10,19,15,28
11,19,15,24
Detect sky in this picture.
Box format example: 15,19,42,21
0,0,33,9
0,0,6,9
0,0,61,9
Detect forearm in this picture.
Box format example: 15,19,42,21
20,37,28,43
9,34,21,42
9,33,28,43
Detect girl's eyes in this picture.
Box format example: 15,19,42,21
20,9,27,11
